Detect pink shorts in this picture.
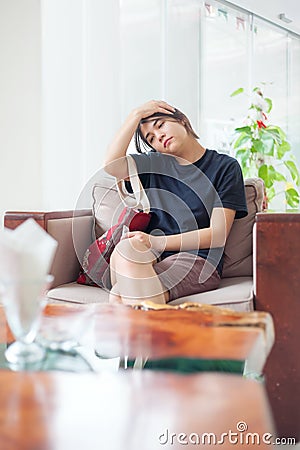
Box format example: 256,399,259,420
153,252,220,302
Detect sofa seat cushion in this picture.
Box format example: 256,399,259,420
48,276,253,312
168,276,253,312
48,282,109,304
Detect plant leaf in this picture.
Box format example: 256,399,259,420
252,140,264,153
267,186,276,201
233,133,251,149
258,164,286,188
264,98,272,113
263,130,281,145
258,164,272,188
234,126,252,135
285,188,300,208
284,161,300,185
268,165,276,179
235,148,250,167
260,135,274,156
230,87,244,97
277,141,291,159
266,125,286,140
273,170,286,182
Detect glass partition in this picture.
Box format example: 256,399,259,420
199,1,250,151
120,0,300,163
289,36,300,168
252,18,288,130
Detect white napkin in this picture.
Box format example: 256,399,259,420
0,218,58,283
0,219,58,337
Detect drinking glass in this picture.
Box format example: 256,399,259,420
1,275,54,365
37,305,93,352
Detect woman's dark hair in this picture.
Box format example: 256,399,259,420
134,108,199,153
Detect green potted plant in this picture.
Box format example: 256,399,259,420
230,85,300,209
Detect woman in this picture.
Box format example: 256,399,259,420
104,100,247,304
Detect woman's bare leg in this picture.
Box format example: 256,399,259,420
108,266,122,304
110,238,169,305
108,285,122,304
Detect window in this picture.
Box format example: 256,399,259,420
120,0,300,164
199,1,249,152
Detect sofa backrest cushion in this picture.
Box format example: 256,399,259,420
92,175,124,238
222,177,264,278
92,175,264,278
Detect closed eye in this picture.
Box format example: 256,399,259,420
158,121,164,128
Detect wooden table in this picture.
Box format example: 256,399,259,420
0,370,275,450
0,303,277,449
1,303,274,375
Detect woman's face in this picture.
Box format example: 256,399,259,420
140,117,189,155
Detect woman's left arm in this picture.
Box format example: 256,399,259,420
161,207,235,251
124,207,236,252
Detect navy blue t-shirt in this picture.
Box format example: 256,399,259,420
126,150,247,275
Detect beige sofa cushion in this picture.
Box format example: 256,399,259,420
92,176,123,238
48,282,109,304
222,178,264,278
47,276,253,312
169,276,253,312
48,216,94,288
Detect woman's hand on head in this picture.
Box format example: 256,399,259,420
105,101,174,176
133,100,175,121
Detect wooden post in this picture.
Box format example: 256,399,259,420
254,212,300,441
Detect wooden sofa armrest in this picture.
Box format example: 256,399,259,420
4,209,92,231
4,210,94,288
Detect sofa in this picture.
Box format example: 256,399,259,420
4,176,264,312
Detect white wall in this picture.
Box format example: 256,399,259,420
0,0,121,227
0,0,42,226
41,0,121,212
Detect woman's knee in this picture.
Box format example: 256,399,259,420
112,238,157,266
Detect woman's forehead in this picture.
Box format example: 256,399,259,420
140,115,176,135
140,119,158,134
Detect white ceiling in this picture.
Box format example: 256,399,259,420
229,0,300,35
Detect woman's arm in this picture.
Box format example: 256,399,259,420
124,208,236,252
103,109,141,179
162,207,236,250
103,100,175,179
